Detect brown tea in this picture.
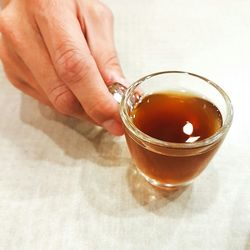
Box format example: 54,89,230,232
131,92,222,143
125,92,223,185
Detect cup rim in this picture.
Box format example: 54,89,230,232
120,71,234,149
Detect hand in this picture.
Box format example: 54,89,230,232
0,0,125,135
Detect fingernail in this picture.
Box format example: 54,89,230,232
102,119,124,136
108,71,129,87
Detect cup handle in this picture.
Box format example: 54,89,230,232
108,82,128,104
108,82,142,105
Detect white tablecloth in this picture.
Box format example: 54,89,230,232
0,0,249,249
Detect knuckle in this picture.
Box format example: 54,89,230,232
33,0,55,18
87,98,116,123
55,45,91,84
0,12,12,35
91,2,113,21
53,89,81,115
0,14,20,45
102,52,119,69
48,83,82,115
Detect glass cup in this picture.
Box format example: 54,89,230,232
109,71,233,189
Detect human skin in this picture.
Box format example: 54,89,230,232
0,0,126,135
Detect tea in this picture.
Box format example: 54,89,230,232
125,92,223,185
131,92,222,143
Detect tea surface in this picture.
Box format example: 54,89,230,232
131,92,223,143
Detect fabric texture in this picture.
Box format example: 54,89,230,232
0,0,249,249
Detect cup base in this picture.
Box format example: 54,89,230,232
136,167,193,190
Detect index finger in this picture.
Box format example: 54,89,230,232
34,2,123,135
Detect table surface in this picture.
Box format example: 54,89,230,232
0,1,249,249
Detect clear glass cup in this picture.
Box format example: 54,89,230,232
110,71,233,189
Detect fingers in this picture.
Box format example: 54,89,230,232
82,2,125,86
0,38,94,121
35,2,123,135
2,68,51,105
0,36,50,105
0,5,85,119
0,37,49,97
0,0,125,135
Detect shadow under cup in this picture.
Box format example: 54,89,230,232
120,71,233,189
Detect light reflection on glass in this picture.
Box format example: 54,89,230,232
183,121,193,135
186,136,200,143
183,121,200,143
